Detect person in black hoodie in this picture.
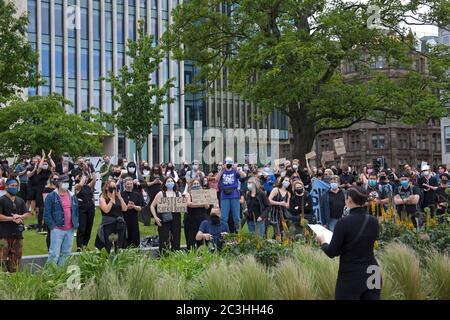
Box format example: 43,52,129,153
121,177,144,248
316,187,380,300
288,180,314,234
245,177,270,238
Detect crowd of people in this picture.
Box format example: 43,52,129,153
0,152,449,275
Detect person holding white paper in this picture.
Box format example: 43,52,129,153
316,187,381,300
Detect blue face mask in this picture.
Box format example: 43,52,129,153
368,179,377,187
192,185,200,190
247,183,254,190
7,187,18,195
330,183,339,190
166,181,175,190
400,180,409,188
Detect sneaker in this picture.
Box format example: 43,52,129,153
38,230,48,235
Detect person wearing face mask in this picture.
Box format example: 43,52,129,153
0,179,32,272
394,173,421,228
44,175,79,266
323,176,346,232
185,160,205,187
316,187,381,300
207,163,221,201
216,157,247,232
245,177,270,238
15,156,30,201
365,173,383,217
74,170,97,251
286,180,313,235
184,179,210,250
435,173,450,216
150,177,183,253
268,177,291,241
418,165,438,214
122,162,141,192
99,155,113,189
56,152,74,183
179,161,190,190
196,206,229,251
147,165,164,206
339,164,355,190
164,162,179,183
323,169,334,184
95,181,128,253
262,166,276,196
121,177,144,248
436,165,447,183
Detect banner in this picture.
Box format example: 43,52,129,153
310,178,330,225
190,189,218,206
157,196,187,213
321,151,335,163
333,138,346,156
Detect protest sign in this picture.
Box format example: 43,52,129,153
305,151,316,160
321,151,335,163
333,138,346,156
190,189,218,206
157,196,187,213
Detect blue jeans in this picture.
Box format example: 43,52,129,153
48,228,74,266
220,197,241,232
247,220,265,238
328,218,339,232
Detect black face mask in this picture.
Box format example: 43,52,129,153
442,180,448,185
108,187,115,193
114,172,121,177
226,164,232,169
295,188,303,194
211,215,221,225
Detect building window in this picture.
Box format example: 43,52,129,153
68,46,76,79
350,134,360,151
55,45,63,78
81,7,88,39
128,14,136,40
41,43,50,77
28,0,37,33
416,134,427,150
432,133,441,152
320,138,329,151
41,1,50,35
398,133,409,149
105,11,113,42
55,3,63,37
371,134,385,149
93,9,100,41
81,89,88,113
81,48,88,80
118,133,126,159
93,49,101,79
117,12,124,44
445,127,450,153
105,50,113,75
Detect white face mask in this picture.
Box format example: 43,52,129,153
42,164,49,170
423,171,430,176
128,167,136,174
63,156,69,162
61,182,70,190
143,170,150,177
192,165,198,171
293,164,298,170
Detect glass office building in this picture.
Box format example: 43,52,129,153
20,0,289,164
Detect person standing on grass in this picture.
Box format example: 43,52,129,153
245,177,270,238
74,170,96,251
184,178,209,250
216,157,246,232
44,175,79,266
316,187,381,300
121,177,144,248
0,179,33,273
15,156,29,201
268,176,291,240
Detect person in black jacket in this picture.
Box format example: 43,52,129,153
289,180,314,234
245,177,270,238
316,187,381,300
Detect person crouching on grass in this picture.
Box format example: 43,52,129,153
44,175,79,266
196,206,229,252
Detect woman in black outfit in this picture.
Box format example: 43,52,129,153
95,181,128,253
245,177,270,238
316,187,381,300
289,180,314,234
74,171,96,251
184,178,209,250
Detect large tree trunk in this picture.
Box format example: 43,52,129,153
290,111,316,163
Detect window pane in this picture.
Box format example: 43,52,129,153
28,0,37,33
81,48,88,80
81,89,89,113
41,43,50,77
67,87,76,113
68,46,76,79
93,90,101,111
93,9,100,40
93,49,101,79
41,85,50,96
81,8,88,39
105,11,113,42
117,12,124,44
105,50,113,75
41,1,50,35
55,45,63,78
28,87,36,96
55,4,63,36
128,14,135,40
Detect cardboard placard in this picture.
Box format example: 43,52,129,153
246,153,257,165
157,196,187,213
305,151,316,160
333,138,346,156
321,151,335,163
274,158,286,169
190,189,218,206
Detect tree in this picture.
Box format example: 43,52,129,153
165,0,450,160
0,95,110,159
102,20,174,165
0,0,41,101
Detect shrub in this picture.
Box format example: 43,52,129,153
426,251,450,300
235,256,272,300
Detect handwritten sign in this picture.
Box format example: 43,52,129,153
321,151,335,163
333,138,346,156
157,196,187,213
305,151,316,160
190,189,218,206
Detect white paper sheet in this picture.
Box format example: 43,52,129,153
308,224,333,244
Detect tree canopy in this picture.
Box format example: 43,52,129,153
165,0,450,160
0,95,110,159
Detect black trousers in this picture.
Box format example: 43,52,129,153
335,272,381,300
77,206,95,249
37,206,44,230
184,212,207,250
19,182,28,201
95,223,127,253
124,211,140,248
158,213,181,253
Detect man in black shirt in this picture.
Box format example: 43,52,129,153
418,165,438,214
121,177,144,248
435,173,450,216
325,175,346,231
339,164,355,190
0,179,32,272
394,173,420,228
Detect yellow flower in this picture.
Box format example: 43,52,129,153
374,240,379,250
